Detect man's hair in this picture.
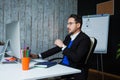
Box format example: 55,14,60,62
68,14,82,26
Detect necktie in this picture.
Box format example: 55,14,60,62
62,40,73,65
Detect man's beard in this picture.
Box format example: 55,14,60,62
68,32,73,36
68,28,80,36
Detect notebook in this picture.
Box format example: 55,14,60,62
34,61,57,68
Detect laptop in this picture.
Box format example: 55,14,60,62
0,40,9,63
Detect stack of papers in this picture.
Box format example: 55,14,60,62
34,62,57,68
31,59,47,62
1,57,17,64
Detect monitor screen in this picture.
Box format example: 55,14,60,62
5,21,21,59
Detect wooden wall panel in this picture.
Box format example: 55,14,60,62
19,0,26,48
11,0,19,21
25,0,32,50
42,0,49,52
48,0,54,49
58,0,65,40
31,0,38,52
3,0,11,41
37,0,44,53
63,0,69,38
0,0,4,41
0,0,77,58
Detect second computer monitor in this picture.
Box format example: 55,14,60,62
6,21,21,59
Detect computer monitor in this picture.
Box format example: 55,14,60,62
5,21,21,59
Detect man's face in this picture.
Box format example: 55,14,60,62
67,18,80,35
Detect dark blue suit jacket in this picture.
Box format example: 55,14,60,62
41,31,91,70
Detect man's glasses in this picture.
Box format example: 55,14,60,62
67,22,77,25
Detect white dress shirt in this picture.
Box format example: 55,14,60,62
62,31,80,50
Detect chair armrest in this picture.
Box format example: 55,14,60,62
48,57,62,62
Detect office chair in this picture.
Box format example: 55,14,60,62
84,37,97,64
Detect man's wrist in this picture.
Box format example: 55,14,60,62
62,45,67,51
38,54,42,58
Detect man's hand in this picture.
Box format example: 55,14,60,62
30,53,39,59
54,39,65,48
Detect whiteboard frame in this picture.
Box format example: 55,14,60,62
82,14,110,54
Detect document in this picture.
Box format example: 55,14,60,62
1,57,17,64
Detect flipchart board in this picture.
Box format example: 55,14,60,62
82,14,110,54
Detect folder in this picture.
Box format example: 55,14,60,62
34,61,57,68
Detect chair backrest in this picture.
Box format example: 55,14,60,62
85,37,97,64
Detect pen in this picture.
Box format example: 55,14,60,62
20,49,23,58
26,50,29,57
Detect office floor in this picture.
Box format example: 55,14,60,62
87,69,120,80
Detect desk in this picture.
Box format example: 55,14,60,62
0,60,81,80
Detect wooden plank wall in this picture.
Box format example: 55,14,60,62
0,0,77,59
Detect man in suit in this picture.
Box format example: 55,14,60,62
30,14,91,80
